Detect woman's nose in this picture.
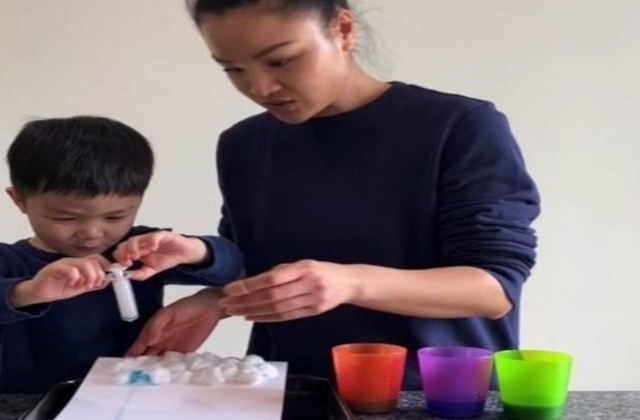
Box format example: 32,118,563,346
248,71,279,98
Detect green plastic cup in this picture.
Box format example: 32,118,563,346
495,350,573,420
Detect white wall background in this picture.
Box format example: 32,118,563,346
0,0,638,391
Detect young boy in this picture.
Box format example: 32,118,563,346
0,116,243,393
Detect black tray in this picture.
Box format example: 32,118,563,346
19,375,355,420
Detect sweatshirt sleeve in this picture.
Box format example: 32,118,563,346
0,277,50,324
437,102,541,307
168,235,243,286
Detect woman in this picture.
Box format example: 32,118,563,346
128,0,540,390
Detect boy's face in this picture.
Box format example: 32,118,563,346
7,188,142,257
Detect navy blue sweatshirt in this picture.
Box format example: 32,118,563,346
0,226,242,393
216,82,540,390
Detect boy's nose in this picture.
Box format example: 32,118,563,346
77,225,104,240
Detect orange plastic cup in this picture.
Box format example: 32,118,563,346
332,343,407,414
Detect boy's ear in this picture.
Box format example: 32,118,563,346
6,186,27,213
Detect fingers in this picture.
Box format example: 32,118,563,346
125,338,150,357
126,312,172,356
59,265,83,287
126,322,205,356
221,277,307,307
142,346,164,356
85,255,112,288
225,292,314,318
112,241,132,266
58,256,109,289
127,295,224,356
75,261,105,288
220,262,317,307
221,281,319,322
143,340,191,356
112,232,186,279
126,266,159,281
141,313,173,348
222,279,252,296
246,306,318,323
113,233,160,266
219,260,345,322
88,254,113,271
128,327,184,357
223,262,306,297
144,331,202,355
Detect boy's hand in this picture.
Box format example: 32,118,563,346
113,231,211,280
11,255,112,307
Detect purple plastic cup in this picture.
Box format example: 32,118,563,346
418,346,494,419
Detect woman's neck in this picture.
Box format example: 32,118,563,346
316,65,390,118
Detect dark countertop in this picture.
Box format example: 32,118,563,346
357,391,640,420
2,390,639,420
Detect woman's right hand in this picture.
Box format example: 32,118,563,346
126,288,228,356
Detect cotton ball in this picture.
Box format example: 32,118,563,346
256,362,279,379
135,355,162,368
112,371,131,385
114,358,137,372
163,351,185,362
161,359,187,372
184,352,200,366
201,352,223,365
219,356,242,370
191,368,218,386
218,361,241,381
189,356,214,371
134,355,154,364
149,367,171,385
211,366,227,384
242,354,265,366
228,365,262,385
112,351,277,387
172,369,194,384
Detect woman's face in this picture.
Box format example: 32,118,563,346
197,8,356,124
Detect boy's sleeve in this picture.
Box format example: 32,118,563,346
0,277,50,324
169,235,244,286
437,102,541,309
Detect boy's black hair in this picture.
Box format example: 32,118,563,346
187,0,350,26
7,116,154,197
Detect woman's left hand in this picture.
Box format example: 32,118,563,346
220,260,362,322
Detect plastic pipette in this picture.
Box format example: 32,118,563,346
107,264,139,322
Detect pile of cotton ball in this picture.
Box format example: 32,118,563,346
109,352,279,386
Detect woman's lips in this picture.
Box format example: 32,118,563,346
264,100,296,111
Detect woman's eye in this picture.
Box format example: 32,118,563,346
268,58,292,68
222,67,244,74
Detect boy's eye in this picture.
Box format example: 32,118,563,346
106,216,127,222
51,217,75,222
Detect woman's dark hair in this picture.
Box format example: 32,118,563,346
7,116,154,198
186,0,385,77
186,0,350,26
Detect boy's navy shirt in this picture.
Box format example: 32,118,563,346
0,225,242,393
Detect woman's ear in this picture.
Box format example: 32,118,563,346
6,186,28,213
332,9,357,52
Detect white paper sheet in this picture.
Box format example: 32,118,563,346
53,358,288,420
